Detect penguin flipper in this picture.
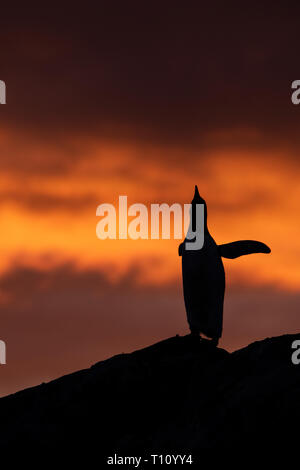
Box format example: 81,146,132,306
218,240,271,259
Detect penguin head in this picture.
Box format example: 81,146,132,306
191,185,208,232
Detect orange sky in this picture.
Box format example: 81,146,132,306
0,3,299,397
0,139,299,288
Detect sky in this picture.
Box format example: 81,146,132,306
0,3,299,396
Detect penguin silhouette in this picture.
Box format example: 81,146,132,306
179,186,271,346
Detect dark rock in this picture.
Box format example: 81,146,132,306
0,333,299,457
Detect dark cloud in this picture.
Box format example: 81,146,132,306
0,181,277,213
0,261,299,396
0,188,98,211
0,262,183,396
0,3,299,152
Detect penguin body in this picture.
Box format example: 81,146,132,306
181,232,225,339
179,186,271,342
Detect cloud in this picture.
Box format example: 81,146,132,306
0,188,98,212
0,262,182,396
0,3,300,152
0,261,299,397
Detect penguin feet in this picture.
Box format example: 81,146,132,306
189,328,203,346
189,334,202,342
190,326,201,337
210,337,219,347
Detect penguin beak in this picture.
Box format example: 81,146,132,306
194,185,201,198
192,185,206,205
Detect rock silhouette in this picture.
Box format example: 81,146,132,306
179,186,271,344
0,333,299,457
